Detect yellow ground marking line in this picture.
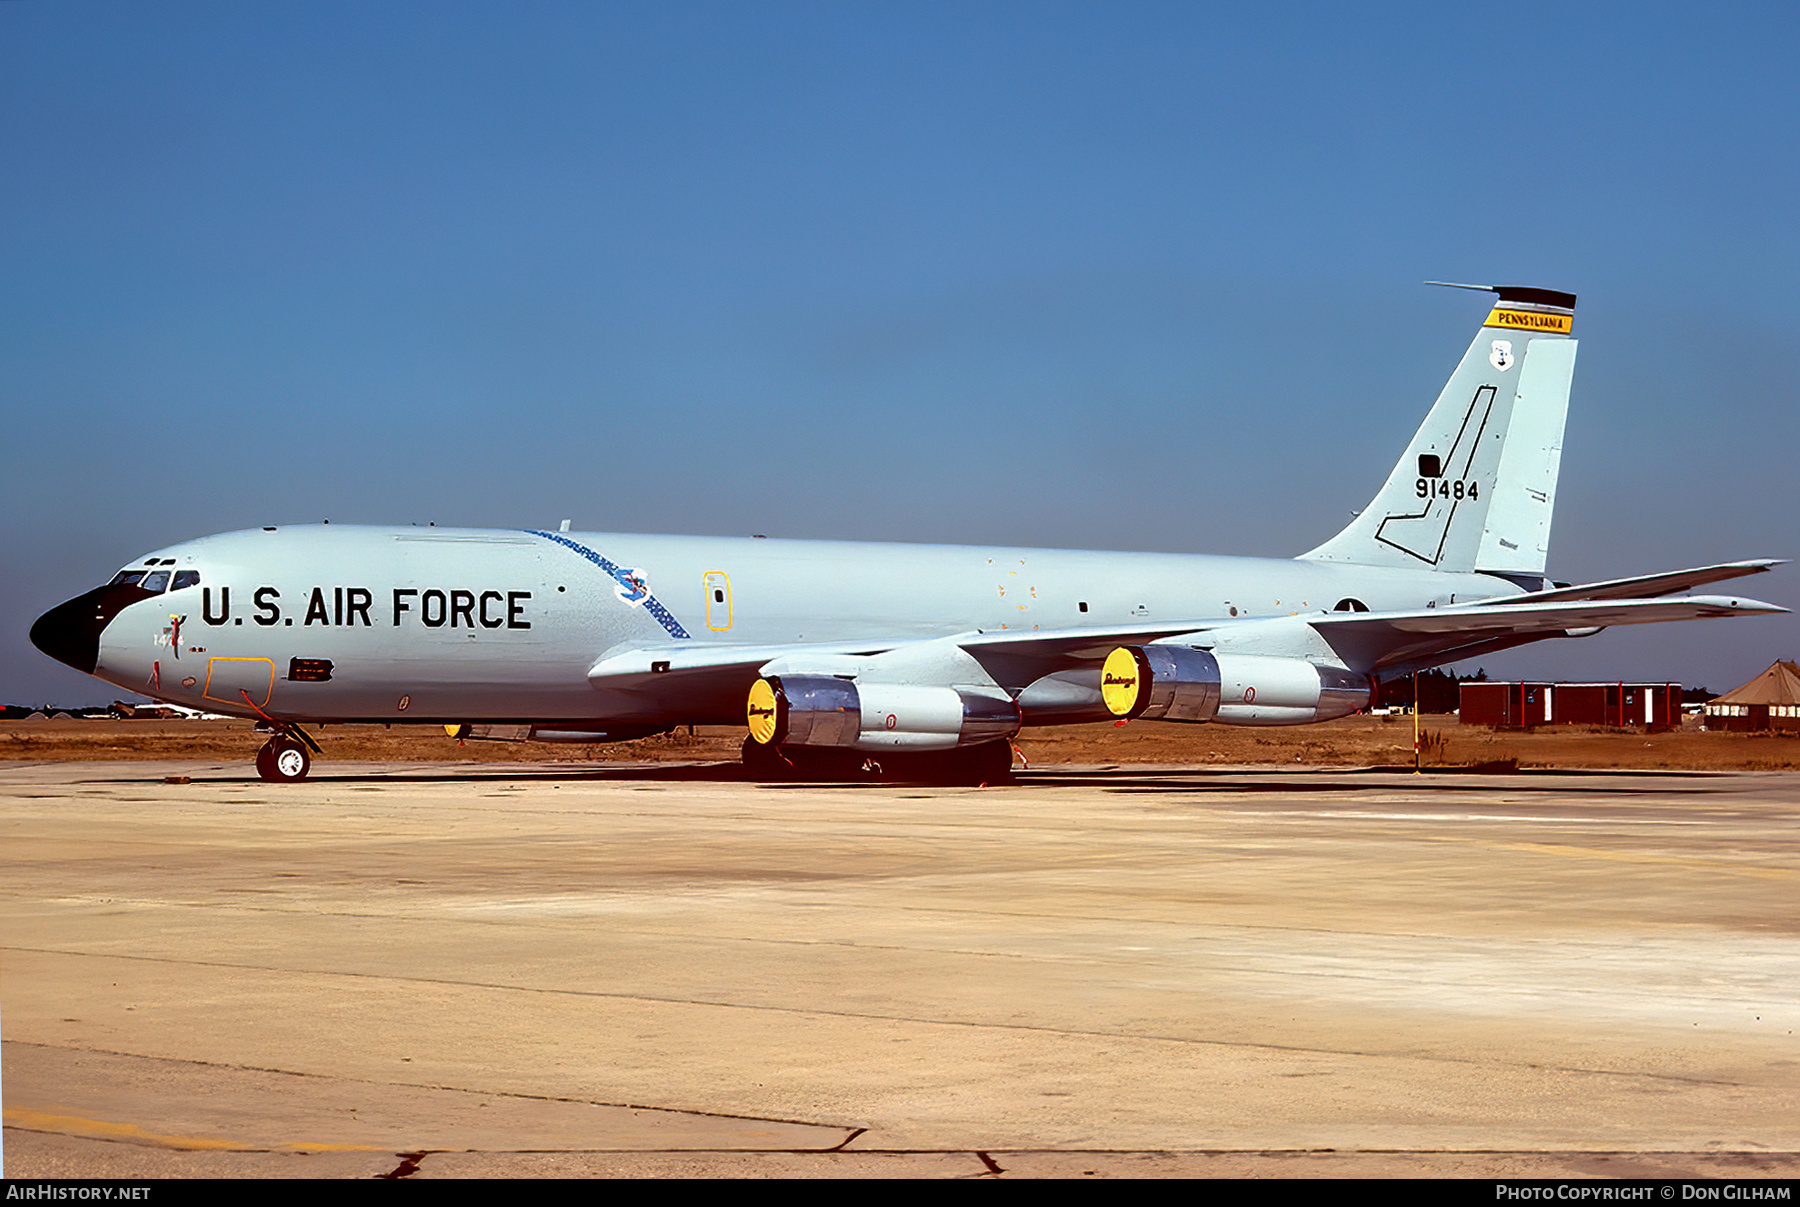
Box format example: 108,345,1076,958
3,1106,387,1152
1428,837,1795,880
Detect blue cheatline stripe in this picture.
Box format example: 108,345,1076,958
526,530,692,640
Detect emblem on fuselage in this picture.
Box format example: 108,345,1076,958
1489,339,1514,371
154,614,186,658
614,568,651,606
528,529,692,640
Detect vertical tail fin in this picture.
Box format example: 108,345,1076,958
1301,284,1577,579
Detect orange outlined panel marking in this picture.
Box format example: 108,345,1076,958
202,657,275,708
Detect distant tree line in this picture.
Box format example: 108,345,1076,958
1,704,118,719
1375,669,1487,714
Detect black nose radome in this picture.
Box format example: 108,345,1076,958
30,583,154,675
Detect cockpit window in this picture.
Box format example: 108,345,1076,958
141,571,170,593
171,570,200,591
108,570,148,588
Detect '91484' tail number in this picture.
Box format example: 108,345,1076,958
1416,478,1479,500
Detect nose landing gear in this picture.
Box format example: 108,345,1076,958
253,725,321,783
240,687,321,783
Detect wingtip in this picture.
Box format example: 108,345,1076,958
1690,594,1789,615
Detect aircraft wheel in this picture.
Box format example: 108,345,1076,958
741,739,865,782
257,737,311,783
965,740,1015,785
786,747,865,781
938,741,1013,786
740,736,789,780
876,742,1013,786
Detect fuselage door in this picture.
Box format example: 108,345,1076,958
703,571,732,632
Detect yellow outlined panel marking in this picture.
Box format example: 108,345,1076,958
703,570,733,631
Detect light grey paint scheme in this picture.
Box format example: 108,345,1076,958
43,287,1786,739
89,525,1529,725
82,523,1783,733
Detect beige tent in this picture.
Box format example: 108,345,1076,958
1703,660,1800,731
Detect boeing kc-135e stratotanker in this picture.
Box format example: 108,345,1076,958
31,285,1787,782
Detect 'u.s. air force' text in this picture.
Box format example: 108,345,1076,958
199,587,531,629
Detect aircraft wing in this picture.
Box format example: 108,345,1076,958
585,638,922,723
1308,593,1787,673
584,623,1234,711
964,593,1786,666
1335,593,1785,633
587,639,902,685
1470,559,1785,606
585,594,1785,714
951,594,1787,685
587,624,1215,690
953,621,1231,660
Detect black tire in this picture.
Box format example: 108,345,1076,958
740,736,789,779
876,742,1014,786
257,737,311,783
740,738,865,782
964,740,1015,785
936,741,1013,786
785,747,866,782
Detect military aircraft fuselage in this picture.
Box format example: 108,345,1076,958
41,523,1517,727
29,287,1788,785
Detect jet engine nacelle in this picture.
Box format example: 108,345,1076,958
747,675,1021,751
1101,646,1371,727
1212,654,1372,725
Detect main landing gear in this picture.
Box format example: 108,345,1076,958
740,737,1014,786
254,726,320,783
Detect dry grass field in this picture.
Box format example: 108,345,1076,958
4,713,1798,771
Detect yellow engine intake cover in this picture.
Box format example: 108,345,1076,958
746,678,780,744
1101,647,1145,717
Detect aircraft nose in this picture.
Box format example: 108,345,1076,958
30,582,152,675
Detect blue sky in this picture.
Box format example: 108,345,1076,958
5,2,1797,704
